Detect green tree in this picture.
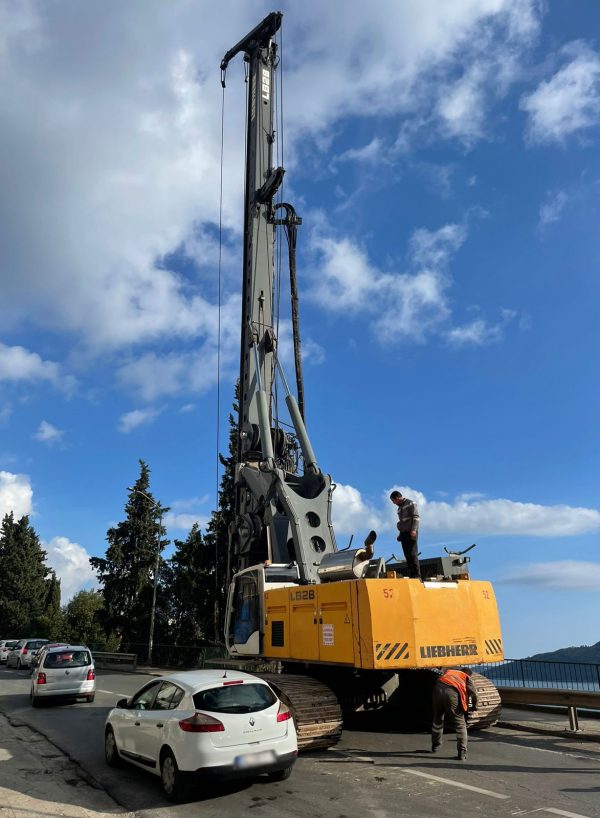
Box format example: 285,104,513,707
0,513,53,635
33,570,64,639
202,390,238,643
63,590,107,647
164,523,213,645
90,461,169,646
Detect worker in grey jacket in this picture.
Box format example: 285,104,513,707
390,490,421,579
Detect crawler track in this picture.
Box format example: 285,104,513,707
259,673,343,751
467,671,502,729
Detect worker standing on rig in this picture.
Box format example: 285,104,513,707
390,490,421,579
431,667,478,760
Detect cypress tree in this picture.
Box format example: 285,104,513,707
0,513,52,635
203,387,238,643
90,461,169,646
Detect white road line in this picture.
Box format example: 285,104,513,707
404,768,509,799
97,689,129,698
492,738,599,763
541,809,592,818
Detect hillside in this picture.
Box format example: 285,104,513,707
526,641,600,663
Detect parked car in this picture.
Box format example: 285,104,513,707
0,640,18,663
6,639,48,669
30,645,95,706
104,669,298,801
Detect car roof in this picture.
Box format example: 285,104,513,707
45,644,90,653
158,669,270,692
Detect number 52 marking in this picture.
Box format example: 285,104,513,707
383,589,393,599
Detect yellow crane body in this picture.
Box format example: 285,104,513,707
263,577,503,670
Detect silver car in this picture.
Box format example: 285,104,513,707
7,639,48,669
0,640,18,664
30,645,96,706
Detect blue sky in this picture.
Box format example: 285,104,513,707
1,0,599,658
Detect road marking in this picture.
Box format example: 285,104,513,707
404,769,509,799
492,738,599,763
97,689,129,698
541,809,592,818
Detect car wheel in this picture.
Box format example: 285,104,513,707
31,694,41,708
16,659,22,670
267,765,293,782
160,749,188,803
87,694,95,703
104,727,122,767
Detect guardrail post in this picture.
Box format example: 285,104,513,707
568,705,580,732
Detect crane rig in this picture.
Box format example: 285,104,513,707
220,12,503,750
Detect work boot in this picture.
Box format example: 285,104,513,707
456,750,467,761
431,743,440,754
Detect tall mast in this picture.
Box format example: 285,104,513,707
222,12,338,584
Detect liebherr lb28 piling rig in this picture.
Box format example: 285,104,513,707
220,12,503,750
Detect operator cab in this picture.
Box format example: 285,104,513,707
226,563,300,656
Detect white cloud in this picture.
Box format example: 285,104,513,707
0,343,75,394
331,482,600,539
0,470,33,519
118,407,162,433
447,308,517,346
337,138,384,165
309,222,466,343
521,41,600,144
499,561,600,591
33,420,64,445
117,295,240,402
165,511,210,532
331,483,385,537
44,536,97,602
0,0,542,363
538,189,568,229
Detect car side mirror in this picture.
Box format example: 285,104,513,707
116,698,129,709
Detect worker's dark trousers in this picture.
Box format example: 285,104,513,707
431,683,468,754
399,532,421,579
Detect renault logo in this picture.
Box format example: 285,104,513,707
249,717,255,726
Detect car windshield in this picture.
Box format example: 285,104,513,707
6,641,17,648
44,650,91,668
26,640,47,650
193,683,277,714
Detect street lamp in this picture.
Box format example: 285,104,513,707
128,487,163,665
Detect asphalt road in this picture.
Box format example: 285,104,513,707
1,665,599,818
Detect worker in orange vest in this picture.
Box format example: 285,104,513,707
431,667,478,760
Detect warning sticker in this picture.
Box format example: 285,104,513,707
322,624,334,646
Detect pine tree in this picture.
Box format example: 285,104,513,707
90,461,169,646
0,513,53,635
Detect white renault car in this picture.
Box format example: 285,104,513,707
104,669,298,801
30,645,95,706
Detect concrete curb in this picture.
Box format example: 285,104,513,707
497,720,600,743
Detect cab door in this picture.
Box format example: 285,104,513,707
318,583,354,664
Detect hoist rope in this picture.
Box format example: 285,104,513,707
214,81,226,610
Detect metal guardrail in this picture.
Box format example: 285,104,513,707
475,658,600,692
474,658,600,732
498,686,600,731
92,651,137,671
